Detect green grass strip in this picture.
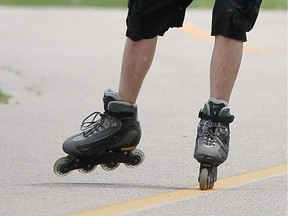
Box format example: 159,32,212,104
0,89,11,104
0,0,287,9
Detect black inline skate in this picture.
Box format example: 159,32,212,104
194,98,234,190
54,89,145,176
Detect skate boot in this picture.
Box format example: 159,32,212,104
54,89,144,176
194,98,234,190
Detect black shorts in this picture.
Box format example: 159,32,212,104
126,0,262,42
126,0,193,41
212,0,262,41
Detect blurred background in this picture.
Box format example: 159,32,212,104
0,0,287,9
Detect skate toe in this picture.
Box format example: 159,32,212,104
62,133,84,155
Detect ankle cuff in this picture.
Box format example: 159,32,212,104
198,111,234,124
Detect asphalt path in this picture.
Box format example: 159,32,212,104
0,7,287,216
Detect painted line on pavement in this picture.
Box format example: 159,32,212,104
71,164,287,216
180,23,287,57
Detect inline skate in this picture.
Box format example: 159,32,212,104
194,98,234,190
54,89,145,176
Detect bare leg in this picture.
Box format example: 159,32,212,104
118,37,158,103
210,36,243,103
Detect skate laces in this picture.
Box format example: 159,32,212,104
80,112,116,138
200,121,229,146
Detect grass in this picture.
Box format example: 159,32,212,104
0,0,127,7
0,89,11,104
0,0,287,9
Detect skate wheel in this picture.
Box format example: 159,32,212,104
124,149,145,168
101,162,120,171
199,168,209,190
78,165,96,174
53,156,71,176
199,166,217,190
